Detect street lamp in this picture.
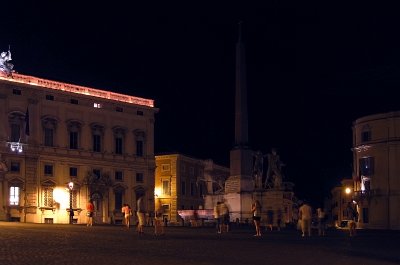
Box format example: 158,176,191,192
68,181,74,224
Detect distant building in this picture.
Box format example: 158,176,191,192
330,179,354,227
352,111,400,230
0,73,158,224
154,154,229,225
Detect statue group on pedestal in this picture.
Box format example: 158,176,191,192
0,46,14,76
253,148,284,190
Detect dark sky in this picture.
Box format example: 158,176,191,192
3,2,400,205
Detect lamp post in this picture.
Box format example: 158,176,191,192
68,181,74,224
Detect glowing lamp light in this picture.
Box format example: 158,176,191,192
154,187,161,197
9,142,23,153
345,187,352,194
68,181,74,190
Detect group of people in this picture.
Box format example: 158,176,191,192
85,195,160,235
213,201,230,233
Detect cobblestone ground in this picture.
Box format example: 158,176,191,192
0,222,399,265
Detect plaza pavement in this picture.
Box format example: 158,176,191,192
0,222,399,265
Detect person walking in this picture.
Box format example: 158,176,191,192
317,208,326,236
136,195,146,235
347,202,358,237
251,200,262,237
220,201,230,233
299,201,312,237
154,204,165,236
86,200,94,227
213,202,221,233
122,203,132,229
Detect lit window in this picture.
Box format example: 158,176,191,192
43,187,54,207
94,103,102,108
10,186,20,206
162,180,170,195
161,164,170,171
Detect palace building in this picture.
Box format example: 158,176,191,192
155,154,229,225
352,111,400,229
0,72,158,224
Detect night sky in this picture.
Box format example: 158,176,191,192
2,2,400,206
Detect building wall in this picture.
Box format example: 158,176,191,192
352,111,400,229
155,154,229,225
0,73,157,224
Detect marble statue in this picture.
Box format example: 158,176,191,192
264,148,284,189
0,46,14,76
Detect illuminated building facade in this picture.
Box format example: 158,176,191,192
352,111,400,229
0,73,158,224
154,154,229,225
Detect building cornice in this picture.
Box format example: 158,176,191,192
0,72,154,108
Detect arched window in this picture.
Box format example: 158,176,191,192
41,116,58,147
91,123,104,152
361,125,371,143
8,111,25,142
134,130,146,157
113,126,126,155
67,120,82,150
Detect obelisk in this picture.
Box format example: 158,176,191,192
224,22,254,221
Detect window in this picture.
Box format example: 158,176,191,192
115,137,123,154
362,208,369,223
359,157,374,176
361,131,371,142
162,180,170,195
44,128,54,147
46,95,54,100
70,131,78,149
115,171,123,181
137,110,144,116
93,103,102,108
199,185,203,197
43,187,54,207
70,167,78,177
91,124,104,153
12,89,22,95
136,173,144,183
93,134,101,152
134,131,145,157
190,182,195,196
161,164,170,172
115,192,123,210
70,99,78,104
136,140,143,157
181,181,186,196
9,186,20,206
93,169,101,180
44,165,53,176
116,107,123,112
11,124,20,142
189,167,194,176
10,162,20,172
67,121,81,150
42,117,57,147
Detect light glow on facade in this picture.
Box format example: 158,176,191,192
0,72,154,107
53,187,70,209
